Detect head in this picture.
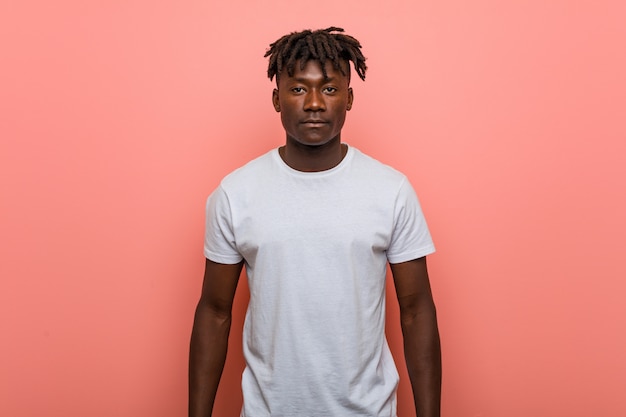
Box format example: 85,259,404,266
265,27,367,148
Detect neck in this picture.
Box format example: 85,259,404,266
279,137,347,172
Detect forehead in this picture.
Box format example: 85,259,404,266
278,59,350,84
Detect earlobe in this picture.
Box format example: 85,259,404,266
347,87,354,111
272,88,281,112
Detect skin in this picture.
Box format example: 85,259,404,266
189,259,243,417
391,257,442,417
189,58,441,417
272,60,353,172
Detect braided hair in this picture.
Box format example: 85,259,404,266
265,27,367,82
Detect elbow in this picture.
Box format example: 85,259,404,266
400,299,438,329
194,297,233,328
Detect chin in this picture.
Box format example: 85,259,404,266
298,139,335,148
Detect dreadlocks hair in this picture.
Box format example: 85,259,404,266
265,27,367,83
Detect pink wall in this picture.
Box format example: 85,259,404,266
2,1,625,416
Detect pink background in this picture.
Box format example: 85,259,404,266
2,1,625,416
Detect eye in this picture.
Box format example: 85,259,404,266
323,87,338,94
291,87,305,93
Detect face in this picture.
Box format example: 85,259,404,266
272,60,353,148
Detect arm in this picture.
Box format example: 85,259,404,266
189,258,244,417
390,257,441,417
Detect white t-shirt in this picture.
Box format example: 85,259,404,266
204,145,435,417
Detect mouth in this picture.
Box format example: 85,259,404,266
301,119,328,126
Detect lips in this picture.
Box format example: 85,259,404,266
301,119,328,125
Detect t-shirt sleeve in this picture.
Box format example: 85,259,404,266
387,178,435,264
203,186,244,264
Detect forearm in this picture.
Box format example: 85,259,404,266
189,302,232,417
401,304,442,417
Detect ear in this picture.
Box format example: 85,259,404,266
272,88,281,112
346,87,354,111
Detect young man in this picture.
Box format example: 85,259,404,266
189,27,441,417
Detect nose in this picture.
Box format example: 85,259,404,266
304,89,325,111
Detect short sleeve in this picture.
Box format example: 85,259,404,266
386,178,435,264
203,186,244,264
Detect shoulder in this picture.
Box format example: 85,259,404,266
349,147,408,186
220,149,277,190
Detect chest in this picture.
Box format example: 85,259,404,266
230,182,395,262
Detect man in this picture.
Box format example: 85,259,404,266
190,27,441,417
